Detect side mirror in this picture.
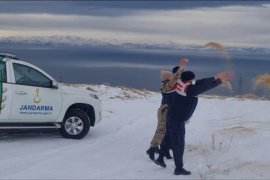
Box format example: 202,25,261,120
51,81,59,89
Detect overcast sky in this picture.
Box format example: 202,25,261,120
0,1,269,48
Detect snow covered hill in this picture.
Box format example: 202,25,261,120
0,84,270,179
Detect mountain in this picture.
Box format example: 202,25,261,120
1,36,270,56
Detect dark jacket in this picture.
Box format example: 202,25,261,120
167,77,222,130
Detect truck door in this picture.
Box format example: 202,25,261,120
0,60,12,122
9,62,62,122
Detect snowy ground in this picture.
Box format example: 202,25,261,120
1,84,270,179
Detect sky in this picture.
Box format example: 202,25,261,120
0,1,270,48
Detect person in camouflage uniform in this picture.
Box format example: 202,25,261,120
146,58,189,161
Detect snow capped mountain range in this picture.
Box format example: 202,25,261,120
1,36,270,56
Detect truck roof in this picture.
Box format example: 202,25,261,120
0,52,19,60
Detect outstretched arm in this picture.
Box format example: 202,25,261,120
186,72,233,97
162,58,188,93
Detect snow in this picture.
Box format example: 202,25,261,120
1,84,270,179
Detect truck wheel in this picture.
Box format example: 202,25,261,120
60,109,90,139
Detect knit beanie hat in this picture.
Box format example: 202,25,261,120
181,71,195,82
172,66,179,74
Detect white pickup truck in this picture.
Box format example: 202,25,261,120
0,52,101,139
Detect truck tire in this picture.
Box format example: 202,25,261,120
60,109,90,139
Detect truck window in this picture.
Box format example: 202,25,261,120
0,62,7,83
13,63,52,88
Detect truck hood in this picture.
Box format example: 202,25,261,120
59,84,100,101
60,84,93,95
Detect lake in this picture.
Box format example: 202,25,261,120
1,46,269,97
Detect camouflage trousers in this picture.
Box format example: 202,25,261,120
150,104,168,147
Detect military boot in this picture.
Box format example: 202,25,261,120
155,155,166,168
